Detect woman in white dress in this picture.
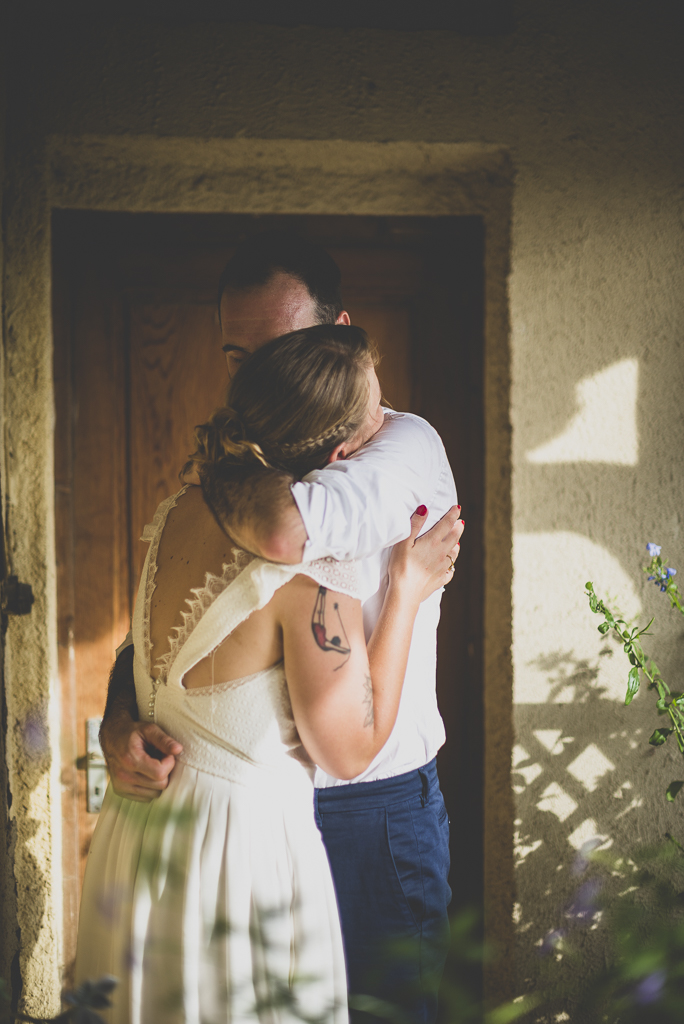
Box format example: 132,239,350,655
76,324,461,1024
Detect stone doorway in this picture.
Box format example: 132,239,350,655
53,209,486,980
2,137,513,1007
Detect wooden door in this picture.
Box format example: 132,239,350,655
54,212,484,981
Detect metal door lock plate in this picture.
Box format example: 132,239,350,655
86,717,107,813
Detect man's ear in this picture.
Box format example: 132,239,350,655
336,310,351,326
326,442,348,464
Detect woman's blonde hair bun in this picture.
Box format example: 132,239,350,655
191,323,377,482
193,407,271,470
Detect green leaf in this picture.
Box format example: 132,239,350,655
649,728,672,746
589,593,599,613
656,697,668,712
348,994,411,1020
598,622,610,635
585,582,594,592
640,616,655,635
625,666,640,705
485,995,542,1024
666,781,684,802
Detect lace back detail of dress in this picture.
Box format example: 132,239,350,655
141,486,255,681
141,490,359,685
154,549,253,684
301,556,360,599
142,489,188,677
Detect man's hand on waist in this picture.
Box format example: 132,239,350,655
100,645,183,802
100,709,183,802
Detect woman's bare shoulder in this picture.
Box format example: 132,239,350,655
275,572,320,600
156,486,236,577
163,486,219,538
271,571,360,630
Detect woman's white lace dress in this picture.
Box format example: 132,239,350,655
76,490,355,1024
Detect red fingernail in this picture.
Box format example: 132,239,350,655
416,505,427,516
457,505,461,511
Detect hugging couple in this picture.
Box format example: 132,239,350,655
76,230,464,1024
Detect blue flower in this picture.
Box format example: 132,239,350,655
647,543,662,557
666,567,677,578
22,711,49,758
633,969,666,1006
661,585,667,592
565,878,602,922
572,837,604,876
538,928,565,956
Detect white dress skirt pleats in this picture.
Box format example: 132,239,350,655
76,492,358,1024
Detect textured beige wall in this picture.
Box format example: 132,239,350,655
2,130,64,1014
2,0,682,1012
5,130,516,1011
0,9,19,998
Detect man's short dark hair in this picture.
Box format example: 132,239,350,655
218,230,344,325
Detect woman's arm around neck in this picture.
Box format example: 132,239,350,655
276,505,463,779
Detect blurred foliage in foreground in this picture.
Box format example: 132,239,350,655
4,838,684,1023
347,836,684,1023
0,976,117,1024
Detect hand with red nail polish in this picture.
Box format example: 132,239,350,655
389,504,463,602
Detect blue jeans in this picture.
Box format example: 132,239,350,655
314,759,451,1024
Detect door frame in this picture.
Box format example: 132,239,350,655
4,136,514,1008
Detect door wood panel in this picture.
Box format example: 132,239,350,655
128,302,226,588
53,211,484,987
54,239,130,974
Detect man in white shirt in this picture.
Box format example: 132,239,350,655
100,231,460,1022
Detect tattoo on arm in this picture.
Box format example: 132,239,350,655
311,587,351,669
363,674,374,728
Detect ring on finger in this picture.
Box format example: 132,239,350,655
447,555,456,572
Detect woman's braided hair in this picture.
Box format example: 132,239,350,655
191,324,377,487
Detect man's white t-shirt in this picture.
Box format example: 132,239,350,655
291,409,458,789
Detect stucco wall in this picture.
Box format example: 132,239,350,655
2,0,683,1013
0,9,19,1001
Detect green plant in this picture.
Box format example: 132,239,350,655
585,544,684,800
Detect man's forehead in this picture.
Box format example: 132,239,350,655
220,310,307,353
221,273,313,318
220,279,318,353
220,300,308,323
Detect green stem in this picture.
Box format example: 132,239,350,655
586,581,684,796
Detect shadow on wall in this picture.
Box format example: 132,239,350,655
510,652,684,1001
526,359,638,467
514,647,649,870
511,352,684,998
